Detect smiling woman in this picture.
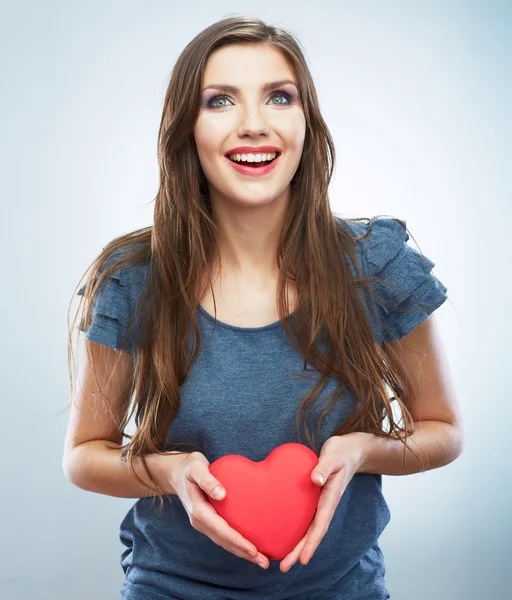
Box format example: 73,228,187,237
64,14,461,600
193,43,306,216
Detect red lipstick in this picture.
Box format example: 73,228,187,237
224,146,281,177
225,145,281,155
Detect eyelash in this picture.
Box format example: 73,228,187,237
206,90,293,109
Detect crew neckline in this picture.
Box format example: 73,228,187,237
197,303,296,333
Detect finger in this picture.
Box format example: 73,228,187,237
189,462,269,567
299,483,340,565
188,484,269,568
203,504,270,567
187,458,227,501
311,467,329,485
279,520,314,573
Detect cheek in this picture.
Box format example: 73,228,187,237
291,114,307,149
194,114,233,154
275,113,306,152
194,126,214,160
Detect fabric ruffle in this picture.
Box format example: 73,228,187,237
76,247,150,355
353,216,448,344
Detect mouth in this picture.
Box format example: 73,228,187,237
225,152,281,176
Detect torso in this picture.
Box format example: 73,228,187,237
198,269,298,328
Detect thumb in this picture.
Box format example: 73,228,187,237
311,464,329,486
201,472,226,500
209,481,226,500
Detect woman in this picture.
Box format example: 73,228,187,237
63,15,464,600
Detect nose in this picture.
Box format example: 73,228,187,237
237,105,270,137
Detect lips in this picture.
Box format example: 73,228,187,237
224,146,282,156
226,152,281,177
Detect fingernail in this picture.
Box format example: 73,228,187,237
315,474,324,484
257,560,267,569
212,486,225,500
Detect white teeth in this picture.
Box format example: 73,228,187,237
227,152,278,163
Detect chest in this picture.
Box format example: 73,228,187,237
168,319,359,463
199,274,298,328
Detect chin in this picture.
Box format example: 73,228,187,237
227,193,279,206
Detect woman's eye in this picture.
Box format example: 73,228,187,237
268,91,292,105
206,90,292,109
207,96,230,108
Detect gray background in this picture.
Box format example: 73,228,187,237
1,1,509,598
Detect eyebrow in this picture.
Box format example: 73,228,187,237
202,79,298,94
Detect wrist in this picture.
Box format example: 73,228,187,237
349,431,378,474
145,452,183,496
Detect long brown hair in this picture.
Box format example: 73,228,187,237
65,16,441,510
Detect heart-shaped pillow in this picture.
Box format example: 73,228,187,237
208,443,321,561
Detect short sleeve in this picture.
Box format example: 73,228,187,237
76,249,150,355
360,217,448,345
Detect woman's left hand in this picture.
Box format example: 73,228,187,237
279,432,368,573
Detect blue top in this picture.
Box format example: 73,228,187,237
77,216,448,599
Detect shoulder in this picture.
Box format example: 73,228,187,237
102,243,151,296
334,214,409,278
77,240,151,354
79,242,151,310
335,214,448,344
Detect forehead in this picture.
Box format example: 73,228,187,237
202,44,295,85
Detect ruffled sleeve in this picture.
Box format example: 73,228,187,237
359,217,448,345
76,248,150,355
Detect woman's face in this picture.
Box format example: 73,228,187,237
193,44,306,209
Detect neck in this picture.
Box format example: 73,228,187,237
210,199,288,280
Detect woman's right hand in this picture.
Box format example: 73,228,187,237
161,451,270,569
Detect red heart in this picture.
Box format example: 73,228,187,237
208,443,321,560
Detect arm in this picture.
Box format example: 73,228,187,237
64,440,181,498
62,340,183,498
357,313,464,475
280,313,464,572
356,420,463,475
